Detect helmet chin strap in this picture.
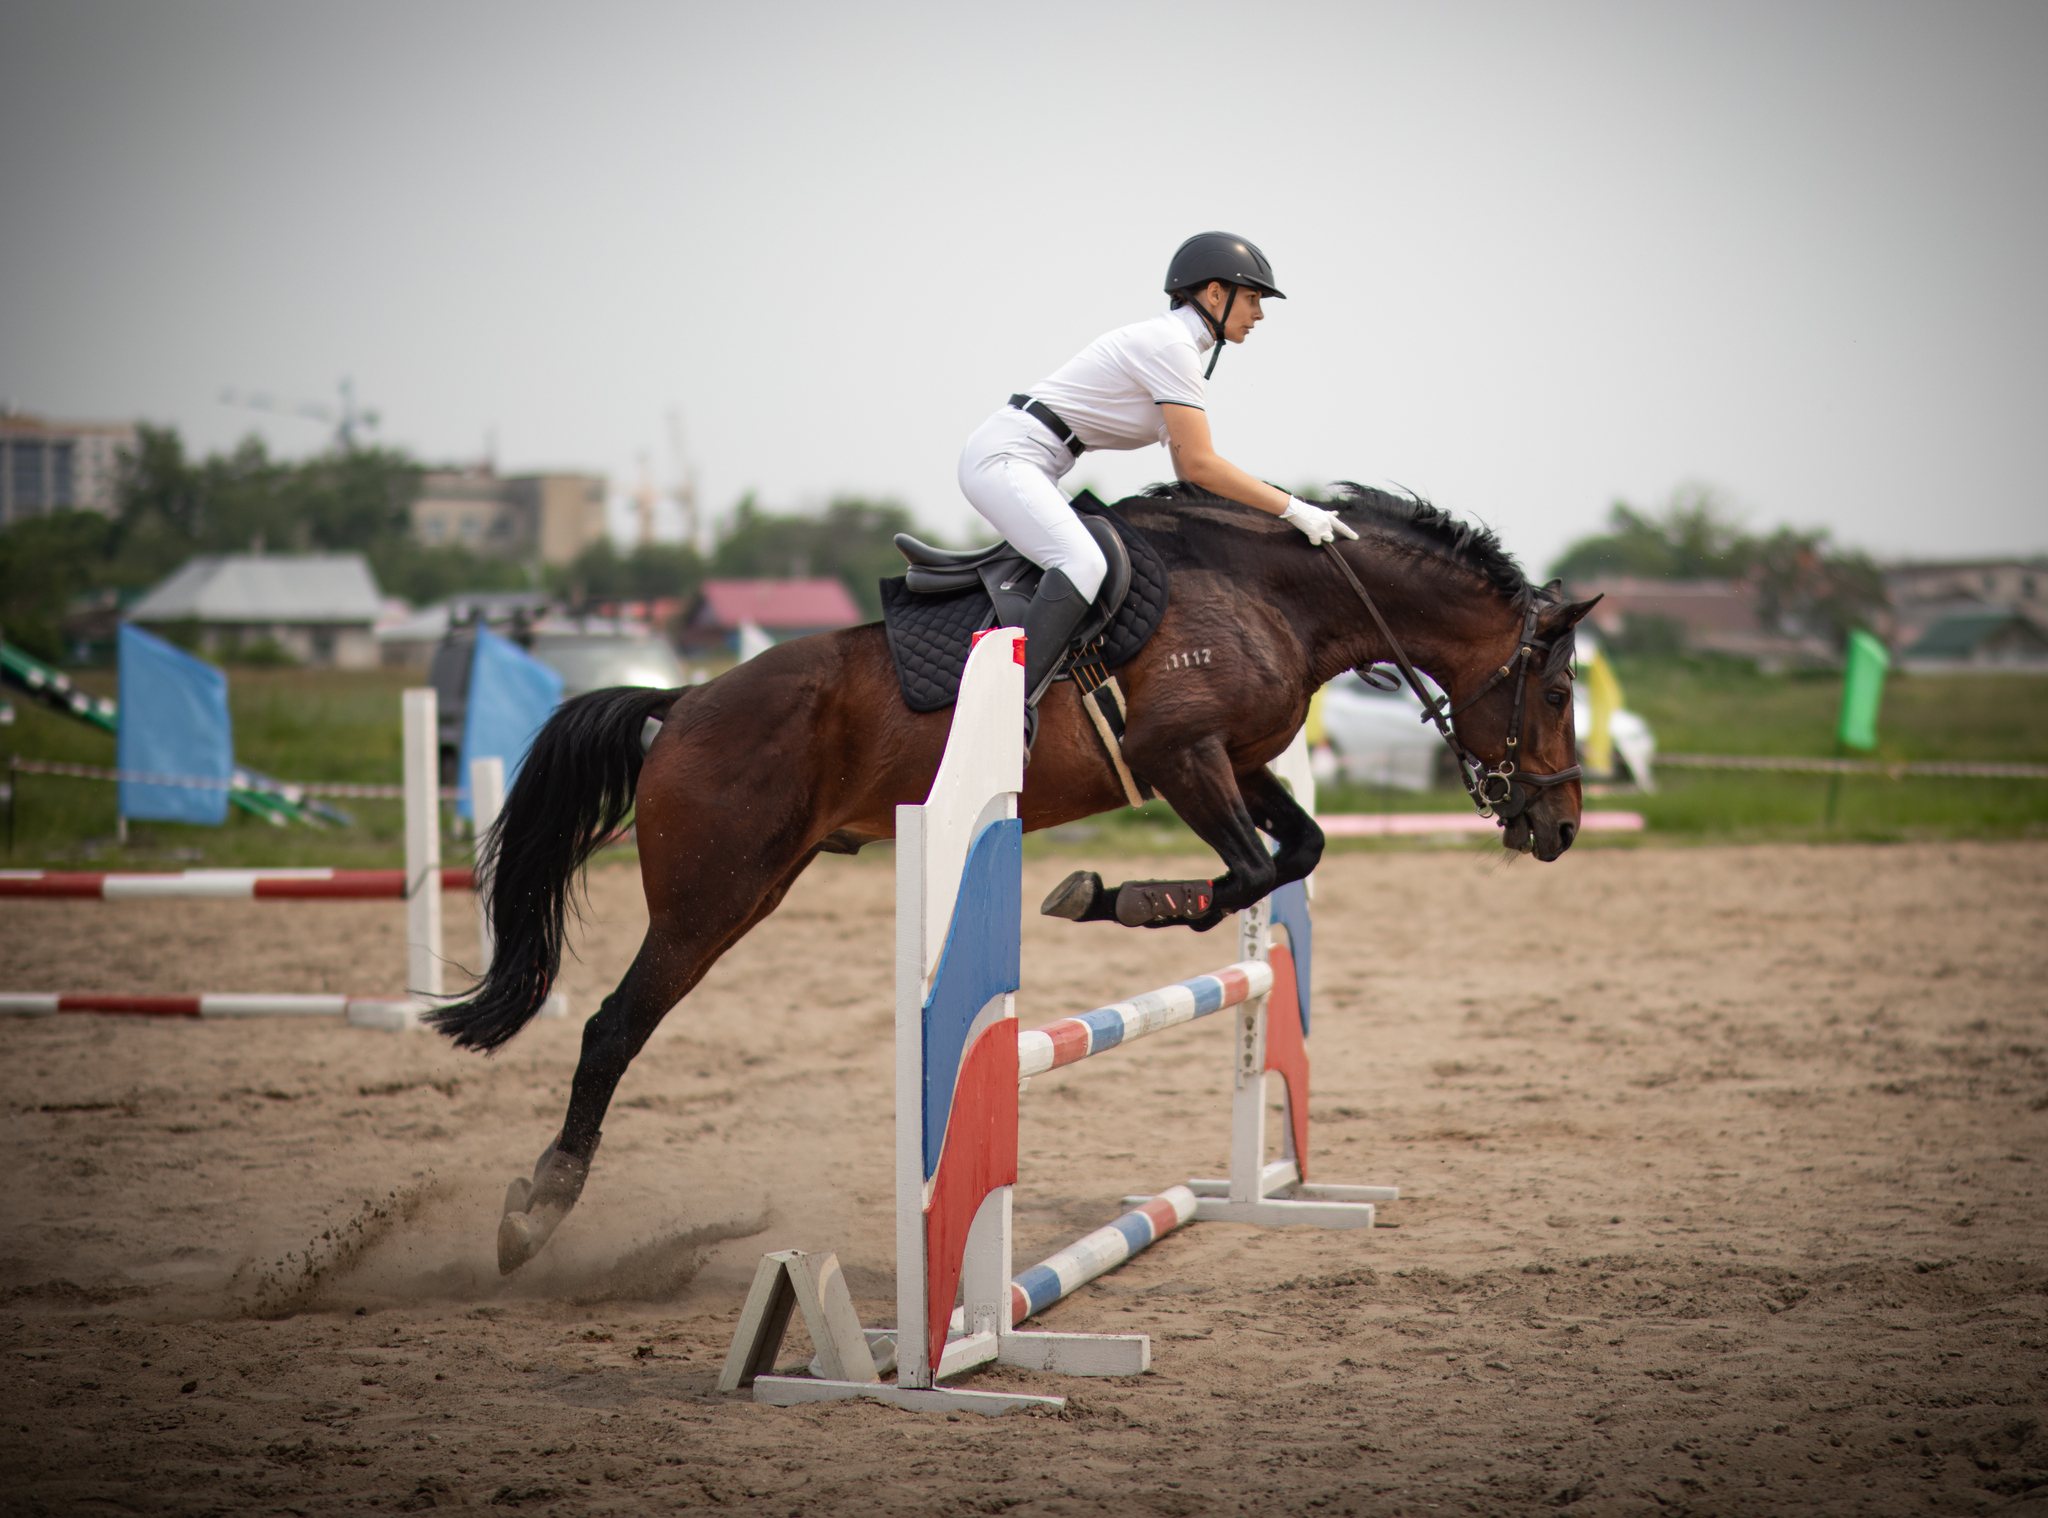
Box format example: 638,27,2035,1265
1196,284,1239,378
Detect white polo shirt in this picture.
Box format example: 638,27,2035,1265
1025,304,1213,452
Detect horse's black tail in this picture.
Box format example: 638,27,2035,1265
428,684,680,1053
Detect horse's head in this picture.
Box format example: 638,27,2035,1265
1444,592,1600,862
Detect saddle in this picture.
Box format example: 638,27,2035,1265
878,491,1171,803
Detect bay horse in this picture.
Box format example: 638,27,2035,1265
432,484,1596,1271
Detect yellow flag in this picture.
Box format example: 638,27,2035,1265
1306,685,1328,747
1585,649,1623,779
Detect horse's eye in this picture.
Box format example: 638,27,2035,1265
1546,690,1568,708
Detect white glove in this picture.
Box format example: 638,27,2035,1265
1280,497,1359,545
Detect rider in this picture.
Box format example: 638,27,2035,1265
957,231,1357,741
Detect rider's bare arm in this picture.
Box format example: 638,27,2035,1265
1160,403,1292,516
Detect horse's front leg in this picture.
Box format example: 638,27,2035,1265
1235,763,1324,889
1040,736,1277,932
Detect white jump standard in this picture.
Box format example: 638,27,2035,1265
729,629,1395,1415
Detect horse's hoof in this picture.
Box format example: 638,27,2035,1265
1114,879,1214,928
498,1208,552,1274
1040,870,1103,921
502,1177,533,1217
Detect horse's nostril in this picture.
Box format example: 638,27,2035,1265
1557,820,1578,851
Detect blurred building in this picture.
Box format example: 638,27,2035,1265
678,578,864,652
1564,576,1835,669
374,589,557,668
0,409,137,525
127,553,383,668
1899,610,2048,673
1885,558,2047,648
410,467,607,565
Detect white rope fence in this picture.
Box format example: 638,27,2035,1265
6,757,459,800
1656,754,2048,780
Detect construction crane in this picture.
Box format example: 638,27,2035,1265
633,452,658,549
666,408,703,556
217,377,381,452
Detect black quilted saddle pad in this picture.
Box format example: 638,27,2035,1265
878,497,1170,713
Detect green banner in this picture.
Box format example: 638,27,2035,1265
1836,629,1890,751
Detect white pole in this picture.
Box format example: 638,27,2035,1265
1230,899,1271,1204
468,756,505,975
402,689,443,999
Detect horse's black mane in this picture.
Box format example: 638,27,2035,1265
1136,480,1534,606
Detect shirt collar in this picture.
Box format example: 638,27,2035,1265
1170,302,1215,352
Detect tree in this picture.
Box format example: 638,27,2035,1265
1548,485,1750,582
550,538,705,609
1548,485,1890,651
0,509,118,661
710,495,927,619
1749,528,1889,649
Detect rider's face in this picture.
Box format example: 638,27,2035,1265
1195,281,1265,344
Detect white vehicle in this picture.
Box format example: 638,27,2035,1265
1316,670,1447,791
1573,682,1658,789
1317,637,1656,792
530,630,686,698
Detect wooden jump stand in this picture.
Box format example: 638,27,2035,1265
720,630,1396,1414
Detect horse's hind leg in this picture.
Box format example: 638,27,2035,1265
497,848,820,1273
496,946,681,1273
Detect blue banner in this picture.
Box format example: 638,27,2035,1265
117,624,232,826
457,627,564,819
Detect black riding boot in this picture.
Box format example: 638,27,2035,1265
1019,568,1092,758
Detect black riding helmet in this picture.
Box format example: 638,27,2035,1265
1165,232,1284,378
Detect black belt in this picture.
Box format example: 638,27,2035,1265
1009,394,1084,456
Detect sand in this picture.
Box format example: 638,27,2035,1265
2,840,2044,1516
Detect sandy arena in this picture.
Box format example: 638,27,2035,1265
2,841,2043,1516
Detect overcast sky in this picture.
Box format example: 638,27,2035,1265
3,0,2043,574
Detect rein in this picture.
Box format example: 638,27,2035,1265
1318,543,1583,822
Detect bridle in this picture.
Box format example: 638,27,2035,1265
1319,543,1583,822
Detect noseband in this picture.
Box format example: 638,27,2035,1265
1320,544,1583,822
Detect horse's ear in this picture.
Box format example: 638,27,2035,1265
1543,595,1601,630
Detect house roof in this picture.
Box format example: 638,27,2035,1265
128,553,383,625
1903,611,2048,659
692,578,863,631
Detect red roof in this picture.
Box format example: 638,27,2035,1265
693,578,863,631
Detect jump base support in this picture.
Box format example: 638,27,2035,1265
1122,1167,1399,1231
751,1376,1064,1416
1191,1196,1375,1228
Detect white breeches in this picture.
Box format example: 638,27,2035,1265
956,408,1108,603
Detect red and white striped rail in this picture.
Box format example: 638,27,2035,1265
0,992,423,1029
0,867,475,900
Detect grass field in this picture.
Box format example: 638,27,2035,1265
4,657,2044,867
3,667,445,869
